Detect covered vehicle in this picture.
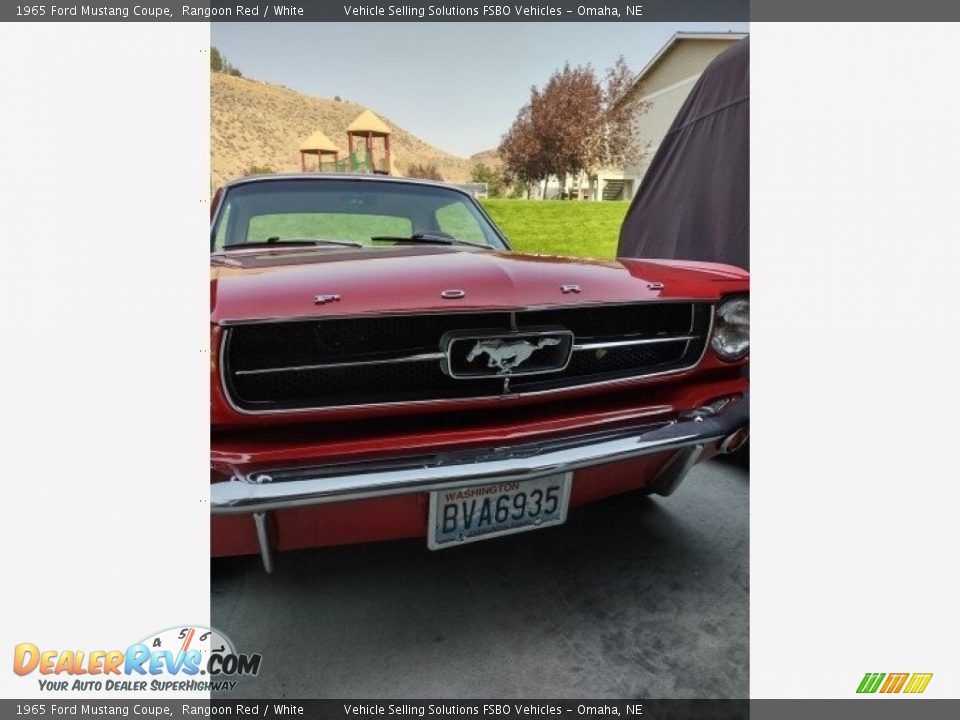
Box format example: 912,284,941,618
618,37,749,270
210,174,749,571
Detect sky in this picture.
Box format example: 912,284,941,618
211,22,748,158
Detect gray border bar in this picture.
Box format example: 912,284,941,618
7,0,960,21
753,0,960,21
3,1,747,23
9,0,960,23
3,700,960,719
753,700,960,720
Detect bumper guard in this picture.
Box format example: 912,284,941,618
213,394,747,571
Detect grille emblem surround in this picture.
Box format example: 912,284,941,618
441,327,574,379
467,337,561,375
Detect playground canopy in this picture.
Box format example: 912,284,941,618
347,110,392,136
298,130,341,172
299,130,339,153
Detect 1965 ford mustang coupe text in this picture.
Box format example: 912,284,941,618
210,175,749,570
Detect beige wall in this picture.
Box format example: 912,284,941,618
617,37,743,193
624,77,699,179
631,38,739,99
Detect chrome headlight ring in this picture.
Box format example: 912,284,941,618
711,296,749,361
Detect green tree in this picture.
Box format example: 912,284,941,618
470,163,505,198
210,46,243,77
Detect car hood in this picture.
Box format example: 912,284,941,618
209,246,747,323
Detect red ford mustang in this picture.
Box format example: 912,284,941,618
210,174,749,571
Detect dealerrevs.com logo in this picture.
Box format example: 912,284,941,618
13,626,261,693
857,672,933,694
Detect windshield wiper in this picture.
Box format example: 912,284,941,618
223,237,364,250
370,232,488,248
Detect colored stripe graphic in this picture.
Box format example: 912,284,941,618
857,673,885,693
880,673,909,693
903,673,933,694
858,672,933,694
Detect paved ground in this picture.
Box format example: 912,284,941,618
211,458,748,699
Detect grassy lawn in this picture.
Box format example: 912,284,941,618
481,199,629,259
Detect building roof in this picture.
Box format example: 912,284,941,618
621,31,749,106
298,130,339,153
347,109,392,136
634,32,748,85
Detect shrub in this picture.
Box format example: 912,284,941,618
406,163,443,181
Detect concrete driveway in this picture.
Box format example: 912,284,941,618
211,458,748,698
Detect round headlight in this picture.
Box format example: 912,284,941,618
711,297,749,361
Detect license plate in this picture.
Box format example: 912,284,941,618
427,473,572,549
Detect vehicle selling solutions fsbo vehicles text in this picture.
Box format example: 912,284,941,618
343,705,574,716
342,5,568,18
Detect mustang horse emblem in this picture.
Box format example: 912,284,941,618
466,337,561,374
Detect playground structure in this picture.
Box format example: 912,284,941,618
298,130,339,171
299,109,394,175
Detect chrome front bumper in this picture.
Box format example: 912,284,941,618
211,394,748,515
213,394,747,571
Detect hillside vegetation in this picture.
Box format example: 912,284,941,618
211,73,494,188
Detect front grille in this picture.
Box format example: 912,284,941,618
222,303,712,411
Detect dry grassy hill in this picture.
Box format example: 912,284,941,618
468,148,503,171
211,73,498,188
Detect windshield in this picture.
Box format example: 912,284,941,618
211,178,508,252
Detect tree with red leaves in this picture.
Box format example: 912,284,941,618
498,103,546,197
500,57,645,199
